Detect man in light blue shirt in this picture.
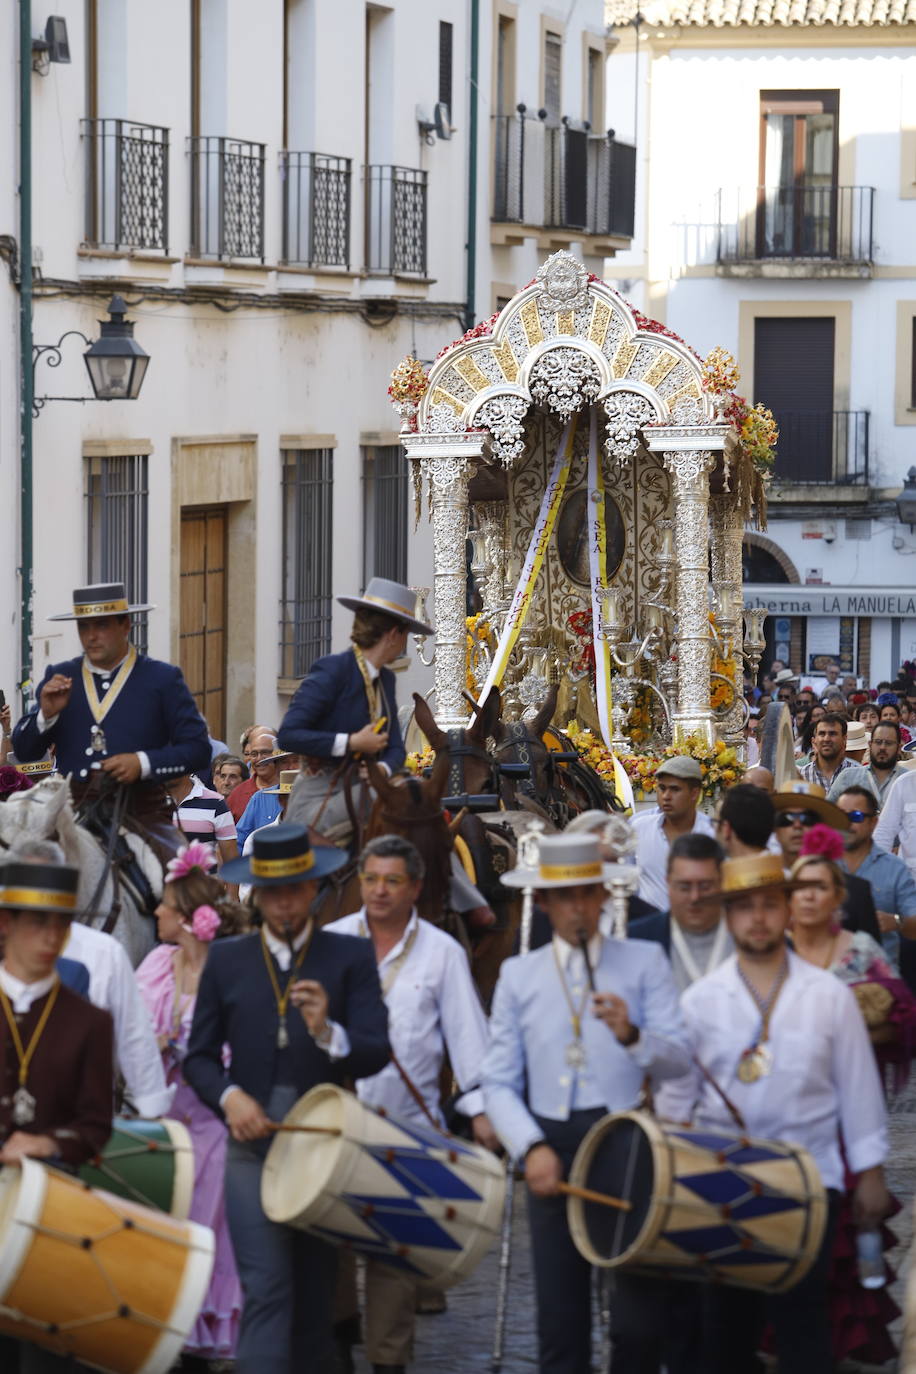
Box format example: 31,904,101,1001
837,785,916,967
482,833,689,1374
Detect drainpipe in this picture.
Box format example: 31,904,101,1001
465,0,479,331
18,0,34,711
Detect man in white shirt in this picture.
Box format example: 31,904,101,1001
327,834,496,1374
668,852,889,1374
9,839,173,1118
632,755,716,910
874,759,916,877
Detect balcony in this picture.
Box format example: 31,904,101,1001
189,136,265,262
281,152,351,270
492,111,635,248
716,186,874,278
82,118,169,253
771,411,870,486
365,165,427,277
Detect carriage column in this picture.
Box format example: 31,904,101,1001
710,494,748,757
646,425,730,749
402,432,486,730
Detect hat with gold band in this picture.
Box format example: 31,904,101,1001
0,861,79,914
220,821,347,887
278,770,298,795
337,577,433,636
48,581,155,622
712,852,814,904
501,834,619,890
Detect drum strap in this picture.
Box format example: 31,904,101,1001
692,1055,747,1132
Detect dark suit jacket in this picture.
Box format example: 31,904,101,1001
278,648,405,773
13,654,210,783
843,872,880,942
184,929,391,1116
627,910,673,952
0,984,112,1166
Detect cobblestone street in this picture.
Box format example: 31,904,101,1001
351,1087,916,1373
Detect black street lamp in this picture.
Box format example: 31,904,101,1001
897,467,916,531
32,295,150,415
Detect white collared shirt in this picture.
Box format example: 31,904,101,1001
663,951,887,1191
551,932,608,1111
0,965,56,1014
65,923,173,1117
632,807,717,911
326,908,490,1125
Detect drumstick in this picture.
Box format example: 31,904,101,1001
266,1123,342,1135
557,1181,632,1212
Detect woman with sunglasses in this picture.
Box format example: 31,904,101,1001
789,828,916,1369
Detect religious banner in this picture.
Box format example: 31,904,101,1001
586,406,615,751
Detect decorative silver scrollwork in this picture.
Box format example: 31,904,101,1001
534,251,591,313
529,347,601,421
475,394,529,469
602,391,657,463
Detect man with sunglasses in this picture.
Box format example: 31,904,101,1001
837,786,916,967
326,834,495,1374
771,781,880,941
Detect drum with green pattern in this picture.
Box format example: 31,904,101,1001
79,1116,194,1218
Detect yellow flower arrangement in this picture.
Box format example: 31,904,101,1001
465,613,494,694
709,612,737,712
566,722,744,804
405,746,435,776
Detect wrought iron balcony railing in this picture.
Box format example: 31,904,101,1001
365,165,427,276
492,112,635,239
82,118,169,252
281,152,351,269
772,410,870,485
717,186,874,264
189,136,266,261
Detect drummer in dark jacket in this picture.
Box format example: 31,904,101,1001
184,823,391,1374
279,577,433,833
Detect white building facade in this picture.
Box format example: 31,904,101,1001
605,0,916,682
1,0,629,743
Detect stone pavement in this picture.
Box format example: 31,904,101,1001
351,1083,916,1373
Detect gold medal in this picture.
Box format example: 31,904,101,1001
737,1049,762,1083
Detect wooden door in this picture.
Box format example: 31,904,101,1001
180,506,228,740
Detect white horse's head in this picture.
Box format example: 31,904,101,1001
0,774,72,852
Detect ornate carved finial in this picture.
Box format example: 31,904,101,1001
535,252,590,314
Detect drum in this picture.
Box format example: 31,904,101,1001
0,1157,214,1374
78,1116,194,1218
567,1111,827,1293
261,1084,504,1288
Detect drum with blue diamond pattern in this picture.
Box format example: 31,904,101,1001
260,1085,505,1288
567,1110,826,1292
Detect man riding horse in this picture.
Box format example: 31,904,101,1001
12,581,211,884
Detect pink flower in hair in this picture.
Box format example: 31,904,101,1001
166,840,217,882
799,823,845,864
190,904,221,942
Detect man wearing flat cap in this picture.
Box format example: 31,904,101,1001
666,852,889,1374
12,581,210,790
280,577,433,835
632,755,717,911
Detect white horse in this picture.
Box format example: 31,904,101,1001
0,775,161,967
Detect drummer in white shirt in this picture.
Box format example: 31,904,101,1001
326,834,497,1374
667,851,890,1374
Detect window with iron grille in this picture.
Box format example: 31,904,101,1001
362,446,408,589
84,454,149,655
439,22,453,118
280,448,333,679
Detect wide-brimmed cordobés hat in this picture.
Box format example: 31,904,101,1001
770,779,851,831
337,578,433,636
0,861,80,913
501,834,619,890
48,581,154,622
220,822,346,887
715,853,814,904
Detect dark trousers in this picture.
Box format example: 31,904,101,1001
529,1111,691,1374
224,1084,339,1374
701,1189,841,1374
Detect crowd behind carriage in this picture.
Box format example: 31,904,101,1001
4,583,916,1374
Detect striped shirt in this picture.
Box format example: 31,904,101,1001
174,776,237,844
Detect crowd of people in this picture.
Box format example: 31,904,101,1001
2,583,916,1374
